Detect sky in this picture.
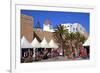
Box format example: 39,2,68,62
21,10,90,33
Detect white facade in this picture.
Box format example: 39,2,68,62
43,22,88,37
43,24,54,32
61,23,88,37
61,23,72,32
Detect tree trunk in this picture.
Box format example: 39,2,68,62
60,39,64,57
61,41,65,57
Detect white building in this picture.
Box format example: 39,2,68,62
61,23,88,38
43,19,54,32
43,20,88,38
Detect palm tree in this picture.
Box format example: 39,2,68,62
54,24,68,56
75,32,81,42
69,32,76,55
72,32,86,57
75,32,86,48
74,32,81,50
69,32,76,48
70,32,76,41
79,34,86,44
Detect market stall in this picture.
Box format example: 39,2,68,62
21,36,33,63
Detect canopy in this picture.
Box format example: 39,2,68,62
40,37,50,48
83,37,90,46
31,38,41,48
49,39,58,48
21,36,33,48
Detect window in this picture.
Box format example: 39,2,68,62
73,28,75,31
80,27,82,30
76,28,78,31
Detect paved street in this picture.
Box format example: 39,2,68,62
39,56,84,62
